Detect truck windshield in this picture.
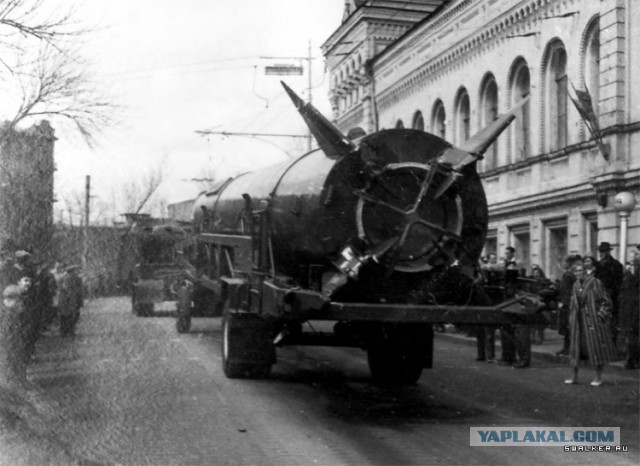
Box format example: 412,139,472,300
140,237,175,264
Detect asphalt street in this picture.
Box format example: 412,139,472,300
4,297,639,465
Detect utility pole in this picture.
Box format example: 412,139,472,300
307,40,313,152
83,175,90,272
261,40,315,151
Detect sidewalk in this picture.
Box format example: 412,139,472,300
436,324,630,371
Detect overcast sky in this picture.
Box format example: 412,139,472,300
46,0,343,221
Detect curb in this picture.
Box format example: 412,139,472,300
435,331,630,371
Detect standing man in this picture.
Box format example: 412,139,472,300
619,255,639,369
498,247,519,366
12,251,38,362
58,265,84,336
34,260,57,331
595,242,624,345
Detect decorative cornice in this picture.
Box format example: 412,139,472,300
487,167,640,219
375,0,474,69
479,121,640,178
376,0,572,112
488,184,597,219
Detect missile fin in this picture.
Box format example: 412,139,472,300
282,81,355,159
458,96,529,159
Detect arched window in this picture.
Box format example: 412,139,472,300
431,100,446,140
545,41,568,151
454,88,470,145
582,19,600,141
395,119,404,129
412,111,424,131
511,59,531,161
480,75,499,170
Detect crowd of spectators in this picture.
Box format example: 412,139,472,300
0,245,84,387
474,242,639,385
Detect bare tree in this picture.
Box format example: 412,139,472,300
0,0,79,48
121,162,166,218
0,0,115,145
4,45,113,145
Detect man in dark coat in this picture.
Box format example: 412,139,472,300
34,262,57,330
619,257,639,369
595,242,624,344
7,251,38,361
59,265,84,336
0,284,28,385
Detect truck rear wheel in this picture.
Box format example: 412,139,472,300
367,344,423,385
221,301,273,379
367,327,427,384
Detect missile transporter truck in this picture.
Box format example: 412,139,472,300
175,82,543,383
130,224,188,316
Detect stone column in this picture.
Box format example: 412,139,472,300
599,0,627,162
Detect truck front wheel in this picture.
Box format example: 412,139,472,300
175,285,192,333
221,301,273,379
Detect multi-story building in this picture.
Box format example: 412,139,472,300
323,0,640,278
0,121,56,257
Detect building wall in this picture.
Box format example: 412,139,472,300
0,121,56,258
324,0,640,279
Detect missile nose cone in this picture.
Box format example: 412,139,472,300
282,81,355,159
281,81,303,109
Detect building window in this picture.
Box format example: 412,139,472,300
511,59,531,161
395,119,404,129
431,100,446,140
544,218,568,280
412,111,424,131
484,229,497,257
582,19,600,141
545,42,568,151
455,88,470,145
508,223,530,275
583,212,598,256
480,75,499,171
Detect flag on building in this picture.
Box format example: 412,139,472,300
569,82,609,161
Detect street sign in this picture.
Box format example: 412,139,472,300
265,64,303,76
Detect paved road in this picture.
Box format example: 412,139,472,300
20,297,640,465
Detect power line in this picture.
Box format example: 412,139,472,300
195,130,308,138
103,55,259,77
97,64,258,82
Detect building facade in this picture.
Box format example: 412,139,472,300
0,121,56,257
323,0,640,279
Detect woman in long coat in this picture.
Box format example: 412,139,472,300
565,263,617,386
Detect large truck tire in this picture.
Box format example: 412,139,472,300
367,325,430,385
175,285,192,333
221,301,274,379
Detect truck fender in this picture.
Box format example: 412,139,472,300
220,277,249,312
